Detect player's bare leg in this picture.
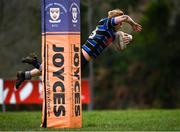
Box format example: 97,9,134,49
15,68,41,89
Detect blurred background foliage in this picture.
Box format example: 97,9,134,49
0,0,179,109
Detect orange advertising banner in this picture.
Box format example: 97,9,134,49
41,0,81,128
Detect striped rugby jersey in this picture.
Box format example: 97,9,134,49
82,17,117,59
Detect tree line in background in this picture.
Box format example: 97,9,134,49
0,0,179,109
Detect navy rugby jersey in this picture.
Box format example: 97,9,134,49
82,17,117,59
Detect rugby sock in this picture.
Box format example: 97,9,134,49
25,71,32,80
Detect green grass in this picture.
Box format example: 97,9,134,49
0,110,180,131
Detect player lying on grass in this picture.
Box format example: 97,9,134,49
15,9,142,89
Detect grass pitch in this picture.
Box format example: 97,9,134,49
0,109,180,131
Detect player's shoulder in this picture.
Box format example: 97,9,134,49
98,17,115,25
98,17,109,25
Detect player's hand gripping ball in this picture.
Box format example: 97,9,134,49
111,31,133,51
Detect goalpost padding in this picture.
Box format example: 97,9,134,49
41,0,81,128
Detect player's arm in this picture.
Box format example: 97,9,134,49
114,15,142,32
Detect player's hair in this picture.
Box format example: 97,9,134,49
108,9,124,18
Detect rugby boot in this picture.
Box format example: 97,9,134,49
15,71,25,89
21,53,41,69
